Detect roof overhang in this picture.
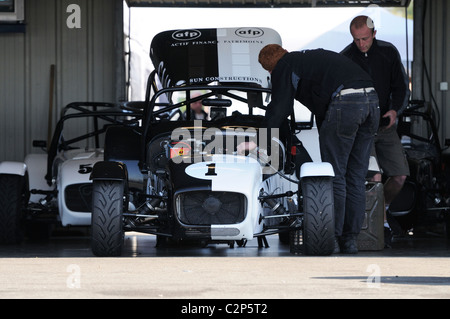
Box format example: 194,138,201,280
125,0,411,8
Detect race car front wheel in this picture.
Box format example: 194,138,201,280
296,176,335,256
91,180,125,257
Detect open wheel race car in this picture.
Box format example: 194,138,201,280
90,27,337,257
0,102,143,243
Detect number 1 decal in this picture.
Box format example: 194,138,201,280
205,163,217,176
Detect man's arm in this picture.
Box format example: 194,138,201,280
263,60,296,129
389,46,410,115
238,60,296,154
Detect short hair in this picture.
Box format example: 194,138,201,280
258,44,288,72
350,15,375,33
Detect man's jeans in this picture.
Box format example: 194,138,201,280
319,90,380,240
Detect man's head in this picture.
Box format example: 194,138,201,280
349,15,377,53
190,92,203,114
258,44,288,72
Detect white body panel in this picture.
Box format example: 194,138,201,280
185,154,264,240
56,149,103,226
297,128,321,162
183,152,335,241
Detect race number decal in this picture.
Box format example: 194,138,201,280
78,164,93,174
205,163,217,176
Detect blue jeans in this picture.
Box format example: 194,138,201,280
319,90,380,240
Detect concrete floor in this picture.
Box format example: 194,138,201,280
1,225,449,258
0,225,449,300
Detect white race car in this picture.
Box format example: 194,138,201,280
0,102,143,243
90,28,336,257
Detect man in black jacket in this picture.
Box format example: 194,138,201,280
240,44,380,253
341,15,410,246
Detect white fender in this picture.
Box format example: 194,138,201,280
300,162,334,178
58,150,103,226
0,161,27,176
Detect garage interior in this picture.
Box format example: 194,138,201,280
0,0,448,163
0,0,449,252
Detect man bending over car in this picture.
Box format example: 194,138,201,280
239,44,380,254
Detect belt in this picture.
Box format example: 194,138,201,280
339,87,375,95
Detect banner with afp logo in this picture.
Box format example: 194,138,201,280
150,27,282,89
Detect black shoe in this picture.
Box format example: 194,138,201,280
384,226,393,248
340,238,358,254
333,238,340,254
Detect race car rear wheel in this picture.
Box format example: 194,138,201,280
0,174,27,244
91,180,125,257
297,176,335,256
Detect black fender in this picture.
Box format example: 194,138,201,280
90,161,128,182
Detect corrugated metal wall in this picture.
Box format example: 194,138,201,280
0,26,26,162
0,0,123,162
423,0,449,145
412,0,449,146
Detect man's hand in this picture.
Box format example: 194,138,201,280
237,141,257,155
382,110,397,129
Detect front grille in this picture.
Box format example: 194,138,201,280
64,183,92,212
176,191,246,225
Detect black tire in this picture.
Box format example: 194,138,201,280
0,174,27,244
278,230,289,244
446,214,450,240
91,180,125,257
296,176,335,256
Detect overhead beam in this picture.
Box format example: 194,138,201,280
126,0,411,8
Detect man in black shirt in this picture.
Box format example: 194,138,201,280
341,16,410,246
242,44,380,253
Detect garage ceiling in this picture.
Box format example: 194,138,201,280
125,0,411,8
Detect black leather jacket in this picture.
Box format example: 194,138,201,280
264,49,373,129
341,38,410,116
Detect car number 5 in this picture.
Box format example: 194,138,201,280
78,164,93,174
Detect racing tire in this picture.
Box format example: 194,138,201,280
91,180,125,257
0,174,27,244
297,176,335,256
